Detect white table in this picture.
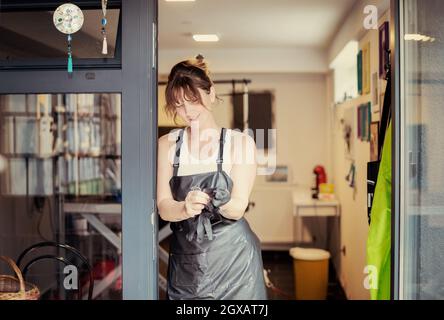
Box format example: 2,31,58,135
292,190,340,247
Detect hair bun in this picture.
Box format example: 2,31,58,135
192,54,210,76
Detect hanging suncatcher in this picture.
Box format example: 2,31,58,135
53,3,84,73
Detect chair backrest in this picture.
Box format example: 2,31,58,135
16,241,94,300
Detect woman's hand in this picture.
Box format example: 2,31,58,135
184,190,210,218
211,188,231,208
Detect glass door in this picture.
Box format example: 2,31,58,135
0,0,158,300
0,93,123,299
398,0,444,299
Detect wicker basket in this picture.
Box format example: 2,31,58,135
0,256,40,300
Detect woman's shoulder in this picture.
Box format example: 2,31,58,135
229,129,256,146
158,128,183,146
228,129,257,162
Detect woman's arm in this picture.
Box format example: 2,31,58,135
157,133,189,222
219,132,257,220
156,132,209,222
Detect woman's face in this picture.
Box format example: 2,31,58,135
175,86,216,125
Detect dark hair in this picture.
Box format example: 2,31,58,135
164,54,213,124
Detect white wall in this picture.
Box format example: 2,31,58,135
328,0,390,64
159,72,328,244
327,8,390,300
211,73,328,244
212,72,329,186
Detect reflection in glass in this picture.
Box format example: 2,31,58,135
401,0,444,299
0,93,122,299
0,9,120,60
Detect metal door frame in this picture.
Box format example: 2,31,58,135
391,0,401,301
0,0,159,300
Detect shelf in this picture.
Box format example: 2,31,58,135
63,153,121,159
0,153,55,159
1,153,121,159
63,194,117,201
63,114,119,121
64,202,121,215
0,111,119,119
0,111,49,117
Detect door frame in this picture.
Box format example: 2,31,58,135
0,0,159,300
390,0,401,300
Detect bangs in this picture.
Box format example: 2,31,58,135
166,77,203,109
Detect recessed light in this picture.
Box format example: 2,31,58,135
165,0,195,2
404,33,435,42
193,34,219,42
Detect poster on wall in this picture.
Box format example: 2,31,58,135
362,42,371,94
379,21,389,79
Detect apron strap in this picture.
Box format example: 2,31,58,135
217,127,227,172
172,128,185,177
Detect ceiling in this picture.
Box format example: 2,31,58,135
159,0,358,50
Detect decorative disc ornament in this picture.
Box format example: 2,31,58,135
53,3,84,73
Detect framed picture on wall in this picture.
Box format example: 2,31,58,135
366,102,372,141
357,50,363,95
372,72,379,108
362,42,371,94
370,121,379,161
358,103,372,141
379,21,389,79
265,165,288,182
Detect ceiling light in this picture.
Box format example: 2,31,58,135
192,34,219,42
404,33,435,42
165,0,195,2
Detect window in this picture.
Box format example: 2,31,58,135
232,91,274,149
329,41,359,104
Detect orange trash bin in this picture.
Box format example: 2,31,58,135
289,247,331,300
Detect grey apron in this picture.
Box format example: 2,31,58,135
167,127,267,300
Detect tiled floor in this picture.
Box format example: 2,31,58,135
159,240,347,300
262,250,347,300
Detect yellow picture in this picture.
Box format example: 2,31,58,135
362,42,371,94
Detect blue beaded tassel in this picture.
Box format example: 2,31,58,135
68,53,73,73
67,34,73,73
101,0,108,55
101,17,108,55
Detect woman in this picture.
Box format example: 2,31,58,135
157,55,267,300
